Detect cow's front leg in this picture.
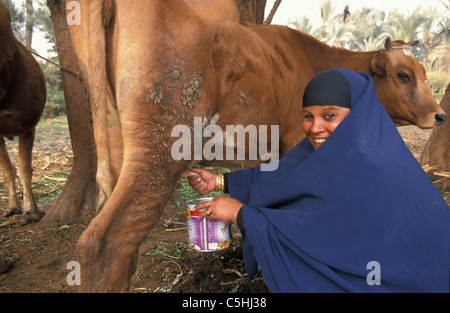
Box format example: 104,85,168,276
0,137,21,216
18,129,43,223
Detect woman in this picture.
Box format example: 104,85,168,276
186,69,449,292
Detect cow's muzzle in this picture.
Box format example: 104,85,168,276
435,113,447,126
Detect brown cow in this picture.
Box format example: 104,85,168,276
0,3,46,223
67,0,445,292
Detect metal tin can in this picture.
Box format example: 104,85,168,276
186,198,232,252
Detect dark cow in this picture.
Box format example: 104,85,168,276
0,3,46,223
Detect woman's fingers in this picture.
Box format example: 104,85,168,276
187,175,207,193
181,170,200,178
194,200,213,220
188,167,205,174
193,200,213,211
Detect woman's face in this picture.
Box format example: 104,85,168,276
302,105,351,150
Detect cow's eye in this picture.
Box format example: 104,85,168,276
398,72,410,84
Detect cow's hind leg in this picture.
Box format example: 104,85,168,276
0,137,21,217
18,129,43,223
77,165,185,292
76,91,194,290
76,111,188,292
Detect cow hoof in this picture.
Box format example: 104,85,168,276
3,207,23,217
23,210,45,224
0,258,14,274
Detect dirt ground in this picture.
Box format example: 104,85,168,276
0,118,448,293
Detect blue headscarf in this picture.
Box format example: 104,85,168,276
228,69,450,293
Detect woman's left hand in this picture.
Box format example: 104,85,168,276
193,196,243,224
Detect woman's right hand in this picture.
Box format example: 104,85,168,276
184,168,217,195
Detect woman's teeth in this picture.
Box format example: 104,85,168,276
314,138,326,144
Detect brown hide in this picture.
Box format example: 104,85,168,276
68,0,445,292
0,3,46,223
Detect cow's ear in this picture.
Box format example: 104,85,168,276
371,51,387,77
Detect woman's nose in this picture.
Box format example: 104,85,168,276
310,119,325,134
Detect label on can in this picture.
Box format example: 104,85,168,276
186,198,232,252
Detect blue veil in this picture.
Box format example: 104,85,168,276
228,69,450,292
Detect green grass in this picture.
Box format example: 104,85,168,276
36,115,70,134
34,173,68,205
145,242,189,259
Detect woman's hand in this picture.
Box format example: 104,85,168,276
193,195,243,224
184,167,217,195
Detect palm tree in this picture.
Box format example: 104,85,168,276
420,8,442,70
382,8,430,60
356,36,389,51
384,8,427,42
317,0,338,39
290,16,314,34
321,15,355,48
347,7,388,51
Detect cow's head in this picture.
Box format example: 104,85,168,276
370,37,446,128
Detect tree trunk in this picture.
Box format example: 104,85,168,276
41,0,97,225
421,82,450,181
235,0,267,24
264,0,282,24
446,45,450,77
25,0,33,48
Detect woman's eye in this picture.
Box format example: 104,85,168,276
324,113,336,120
303,114,313,120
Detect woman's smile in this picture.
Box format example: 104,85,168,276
312,138,327,145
